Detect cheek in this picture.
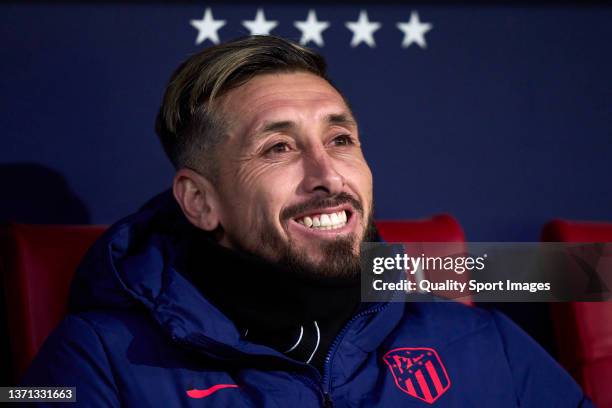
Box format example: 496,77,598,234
357,167,374,214
232,162,295,225
338,156,373,196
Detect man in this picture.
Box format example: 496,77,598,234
23,36,591,407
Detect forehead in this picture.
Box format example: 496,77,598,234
219,72,354,138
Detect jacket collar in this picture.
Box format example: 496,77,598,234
69,190,404,362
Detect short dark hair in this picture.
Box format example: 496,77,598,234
155,35,329,179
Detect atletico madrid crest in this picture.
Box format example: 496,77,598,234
383,347,451,404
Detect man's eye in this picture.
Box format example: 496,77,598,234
267,142,291,154
332,135,353,146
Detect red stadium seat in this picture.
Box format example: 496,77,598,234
541,219,612,408
376,215,470,306
0,224,106,382
376,214,465,243
0,215,464,382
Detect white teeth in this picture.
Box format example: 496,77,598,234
304,216,313,227
330,213,340,224
296,210,349,231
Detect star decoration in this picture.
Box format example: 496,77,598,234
345,10,382,48
190,8,226,45
396,11,433,49
294,9,330,47
189,8,436,49
242,8,278,36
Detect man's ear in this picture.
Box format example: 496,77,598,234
173,168,220,231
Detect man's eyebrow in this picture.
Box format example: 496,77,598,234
257,113,357,135
259,120,296,135
243,121,296,149
247,113,358,147
326,113,357,128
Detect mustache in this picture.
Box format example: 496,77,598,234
281,192,364,221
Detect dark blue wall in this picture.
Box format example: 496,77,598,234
1,2,611,363
2,2,610,236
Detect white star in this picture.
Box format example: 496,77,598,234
242,8,278,36
190,8,226,45
294,10,330,47
396,11,433,49
345,10,381,48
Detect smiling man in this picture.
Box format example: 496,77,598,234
172,69,375,279
22,36,592,407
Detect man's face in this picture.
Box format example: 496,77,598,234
212,71,374,277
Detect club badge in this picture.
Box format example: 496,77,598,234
383,347,451,404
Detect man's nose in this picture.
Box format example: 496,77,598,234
300,149,344,195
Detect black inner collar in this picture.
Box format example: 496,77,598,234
177,231,362,371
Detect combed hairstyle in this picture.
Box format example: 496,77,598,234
155,35,331,180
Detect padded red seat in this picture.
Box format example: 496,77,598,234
377,215,469,305
542,219,612,408
1,215,464,382
376,214,465,243
0,225,106,381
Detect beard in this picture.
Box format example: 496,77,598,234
275,221,377,281
248,193,378,280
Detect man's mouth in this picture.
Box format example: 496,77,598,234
282,193,362,237
294,209,352,231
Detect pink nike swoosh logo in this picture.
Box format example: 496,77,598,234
186,384,239,399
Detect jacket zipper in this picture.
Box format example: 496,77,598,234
173,302,392,408
320,302,390,407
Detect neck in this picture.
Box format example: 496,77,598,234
178,232,362,371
